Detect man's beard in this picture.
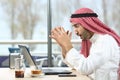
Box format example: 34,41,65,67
81,30,89,40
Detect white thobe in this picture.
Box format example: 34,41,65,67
64,34,120,80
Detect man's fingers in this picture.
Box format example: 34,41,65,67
61,27,66,33
66,30,69,34
69,32,72,39
52,28,61,36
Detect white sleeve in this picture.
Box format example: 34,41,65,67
64,46,110,75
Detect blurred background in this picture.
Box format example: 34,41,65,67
0,0,120,67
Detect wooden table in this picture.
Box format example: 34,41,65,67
0,68,91,80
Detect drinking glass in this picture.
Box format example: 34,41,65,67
15,58,25,78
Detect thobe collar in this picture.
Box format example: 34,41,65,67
90,33,100,43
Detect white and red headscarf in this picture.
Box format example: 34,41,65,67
70,8,120,57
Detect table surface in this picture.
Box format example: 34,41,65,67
0,67,91,80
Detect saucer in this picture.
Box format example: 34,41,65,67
31,73,41,77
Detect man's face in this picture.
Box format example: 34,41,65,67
72,23,88,40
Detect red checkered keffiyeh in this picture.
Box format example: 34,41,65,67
70,8,120,57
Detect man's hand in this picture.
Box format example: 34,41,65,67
49,27,73,57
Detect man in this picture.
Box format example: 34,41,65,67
49,8,120,80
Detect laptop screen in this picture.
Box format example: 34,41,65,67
18,45,38,69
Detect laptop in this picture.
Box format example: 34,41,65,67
18,45,72,75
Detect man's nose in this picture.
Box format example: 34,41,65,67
74,28,77,32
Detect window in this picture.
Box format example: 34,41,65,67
0,0,119,67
